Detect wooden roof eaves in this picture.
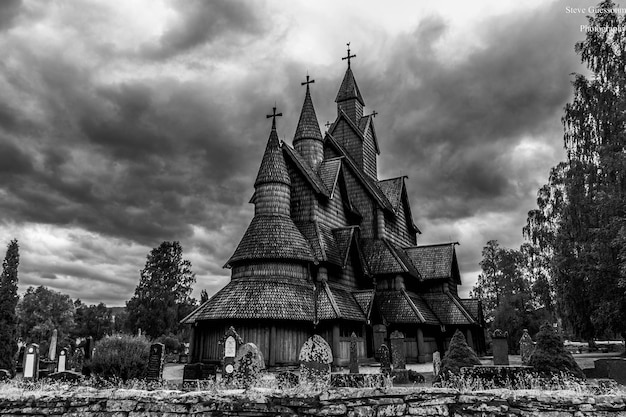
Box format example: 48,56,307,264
383,238,421,279
451,247,462,285
325,133,394,212
400,177,421,234
447,292,476,325
352,289,375,321
323,280,342,319
282,144,329,198
180,291,216,324
331,109,367,143
337,169,362,220
401,289,426,323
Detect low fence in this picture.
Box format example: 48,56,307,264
0,387,625,416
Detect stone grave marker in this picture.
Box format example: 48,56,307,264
16,346,25,373
182,363,217,389
48,329,58,361
349,332,359,374
373,325,386,359
233,343,265,389
299,335,333,387
57,347,68,372
221,326,243,383
73,347,84,373
84,336,93,360
146,343,165,381
519,329,535,365
390,330,406,370
378,343,391,376
433,351,441,376
492,329,509,366
23,343,39,381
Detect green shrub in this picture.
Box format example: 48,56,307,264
154,334,182,353
87,334,150,381
529,323,585,379
439,329,481,380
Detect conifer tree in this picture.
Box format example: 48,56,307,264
529,323,584,379
439,329,481,379
0,240,19,375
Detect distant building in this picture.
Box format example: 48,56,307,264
182,49,485,367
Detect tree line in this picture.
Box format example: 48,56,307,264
472,0,626,344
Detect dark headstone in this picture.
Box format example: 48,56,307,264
373,325,386,360
73,347,85,373
390,330,406,370
146,343,165,381
519,329,535,365
299,335,333,387
16,346,25,372
378,343,391,376
594,358,626,385
182,362,217,384
221,326,243,381
38,359,55,379
233,343,265,389
349,332,359,374
84,337,93,360
491,329,509,366
23,343,39,381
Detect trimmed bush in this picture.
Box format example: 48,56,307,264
154,334,183,353
439,329,481,380
529,323,585,379
87,334,150,381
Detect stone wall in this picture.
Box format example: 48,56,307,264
0,387,624,416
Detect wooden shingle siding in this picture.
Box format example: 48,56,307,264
384,206,414,248
254,183,291,216
362,126,377,179
317,181,347,229
337,99,363,124
232,262,309,280
343,169,376,239
288,164,316,223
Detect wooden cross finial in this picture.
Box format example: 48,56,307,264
325,121,331,128
342,42,356,68
301,74,315,87
371,110,378,118
266,106,282,129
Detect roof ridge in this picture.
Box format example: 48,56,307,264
447,292,476,324
401,289,426,323
282,144,329,196
335,66,365,105
406,242,460,249
323,281,342,319
294,81,323,143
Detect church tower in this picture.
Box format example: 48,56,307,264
293,76,324,171
335,44,365,124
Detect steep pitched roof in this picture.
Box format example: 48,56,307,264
422,292,476,326
358,114,380,154
460,299,484,325
296,221,341,265
403,243,460,282
325,133,394,211
360,238,420,278
316,282,368,322
254,124,290,187
332,226,357,268
318,157,342,198
376,290,439,325
294,82,323,143
352,290,375,320
378,177,405,212
181,277,315,323
283,143,329,197
225,215,316,267
335,66,365,105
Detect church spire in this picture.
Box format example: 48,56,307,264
336,43,365,122
294,74,324,170
254,106,290,188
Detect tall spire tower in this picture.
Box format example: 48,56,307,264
293,75,324,170
335,43,365,123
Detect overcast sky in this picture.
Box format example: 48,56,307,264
0,0,593,305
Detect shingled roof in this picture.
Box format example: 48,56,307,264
422,293,476,325
296,221,341,265
316,282,367,322
294,81,323,143
403,243,459,282
376,290,439,325
460,298,484,325
335,66,365,105
181,277,315,323
255,123,290,187
360,238,420,278
225,215,315,267
318,157,342,198
283,144,329,197
378,177,405,212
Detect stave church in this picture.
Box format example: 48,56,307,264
182,47,485,367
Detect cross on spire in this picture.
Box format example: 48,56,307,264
325,121,331,129
301,74,315,88
342,42,356,68
266,106,282,129
371,110,378,118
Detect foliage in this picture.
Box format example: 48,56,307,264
200,289,209,304
440,370,590,393
87,334,151,381
126,241,196,338
529,324,585,379
72,300,113,341
0,240,19,375
16,286,75,355
438,329,481,380
524,1,626,340
154,333,183,353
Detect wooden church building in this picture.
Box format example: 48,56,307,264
182,48,485,367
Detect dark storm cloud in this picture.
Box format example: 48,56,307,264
360,3,582,225
142,0,268,59
0,0,22,31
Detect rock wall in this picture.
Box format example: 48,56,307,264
0,387,625,416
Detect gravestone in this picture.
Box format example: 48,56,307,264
299,335,333,387
84,336,93,360
73,347,84,373
16,346,25,373
182,363,217,389
233,343,265,389
432,351,441,376
492,329,509,366
519,329,535,365
349,332,359,374
378,343,391,376
373,325,386,360
221,327,243,383
390,330,406,370
57,348,68,372
146,343,165,381
48,329,58,361
23,343,39,381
